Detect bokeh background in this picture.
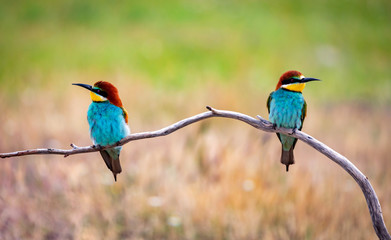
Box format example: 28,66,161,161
0,0,390,239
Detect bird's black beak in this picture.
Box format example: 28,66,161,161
72,83,93,91
301,77,321,83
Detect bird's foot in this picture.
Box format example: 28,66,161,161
272,123,277,130
289,128,297,135
92,144,102,149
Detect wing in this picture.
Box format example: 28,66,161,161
266,92,273,114
291,100,307,149
299,100,307,131
121,107,129,123
267,92,282,143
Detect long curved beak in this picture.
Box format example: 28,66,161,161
301,77,321,83
72,83,93,91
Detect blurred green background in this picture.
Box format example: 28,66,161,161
1,0,390,102
1,0,391,239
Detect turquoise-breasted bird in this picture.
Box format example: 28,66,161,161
267,70,320,171
73,81,130,181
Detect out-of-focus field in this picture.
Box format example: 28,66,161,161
0,0,391,239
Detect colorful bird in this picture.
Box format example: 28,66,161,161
267,70,320,171
73,81,130,181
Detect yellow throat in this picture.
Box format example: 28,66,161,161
283,83,306,92
90,91,107,102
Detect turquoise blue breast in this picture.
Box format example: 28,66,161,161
268,88,305,129
87,101,130,146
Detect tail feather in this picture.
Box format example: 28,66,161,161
99,149,122,181
99,150,113,171
280,147,295,172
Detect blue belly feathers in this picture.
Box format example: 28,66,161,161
87,101,130,153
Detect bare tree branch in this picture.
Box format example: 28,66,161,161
0,106,390,239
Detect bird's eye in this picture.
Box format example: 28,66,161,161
94,89,108,97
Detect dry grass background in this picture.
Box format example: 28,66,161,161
0,79,390,240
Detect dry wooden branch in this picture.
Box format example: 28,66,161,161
0,106,390,239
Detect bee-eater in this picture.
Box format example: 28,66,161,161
267,70,320,171
73,81,130,181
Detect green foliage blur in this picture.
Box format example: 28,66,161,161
0,0,390,101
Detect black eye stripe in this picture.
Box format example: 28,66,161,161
282,78,293,85
94,89,108,97
282,77,300,85
100,91,108,97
